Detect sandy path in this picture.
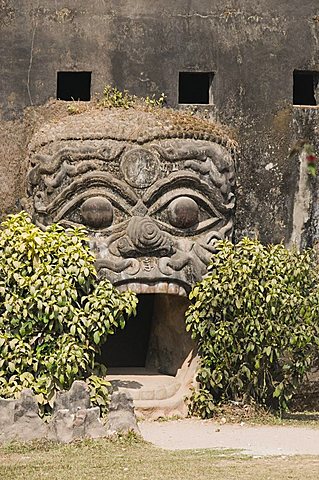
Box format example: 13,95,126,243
140,419,319,456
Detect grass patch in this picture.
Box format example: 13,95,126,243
0,437,318,480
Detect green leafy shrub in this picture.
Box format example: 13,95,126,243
186,238,319,417
0,212,137,414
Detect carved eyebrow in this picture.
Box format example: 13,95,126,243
28,144,125,188
41,172,138,217
152,142,233,167
40,161,101,190
31,144,125,174
142,171,226,211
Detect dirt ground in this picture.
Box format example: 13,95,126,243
139,418,319,456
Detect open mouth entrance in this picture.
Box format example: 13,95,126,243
100,294,155,368
101,293,197,416
100,293,194,376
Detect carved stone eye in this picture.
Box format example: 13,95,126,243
168,196,199,229
80,197,113,229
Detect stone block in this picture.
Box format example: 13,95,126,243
0,382,107,444
107,392,140,435
48,406,107,443
53,380,91,413
0,390,47,442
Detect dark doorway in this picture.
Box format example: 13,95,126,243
178,72,213,104
57,71,91,101
100,294,154,368
293,70,318,106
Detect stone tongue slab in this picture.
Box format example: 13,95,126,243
106,367,189,419
106,368,181,401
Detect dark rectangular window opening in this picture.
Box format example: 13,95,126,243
57,71,91,101
293,70,319,106
179,72,214,104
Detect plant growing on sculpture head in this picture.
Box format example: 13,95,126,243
98,85,166,110
99,85,137,109
0,212,138,415
186,238,319,418
144,92,167,108
67,99,82,115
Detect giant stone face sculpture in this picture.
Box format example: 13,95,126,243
26,109,236,295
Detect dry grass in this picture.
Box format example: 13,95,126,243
0,436,318,480
204,403,319,428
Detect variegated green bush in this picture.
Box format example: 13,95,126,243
0,212,137,414
186,238,319,417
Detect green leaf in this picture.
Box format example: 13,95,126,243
235,298,242,309
93,331,100,344
265,346,272,356
8,362,15,373
273,383,283,398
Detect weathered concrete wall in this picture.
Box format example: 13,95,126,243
1,0,319,244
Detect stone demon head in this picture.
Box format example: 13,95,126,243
25,108,236,296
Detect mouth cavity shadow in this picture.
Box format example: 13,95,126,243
99,293,194,377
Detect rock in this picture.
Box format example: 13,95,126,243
107,392,140,435
53,380,91,413
14,389,39,420
0,390,47,442
49,381,107,442
84,407,108,439
48,406,107,443
0,382,110,444
0,398,15,429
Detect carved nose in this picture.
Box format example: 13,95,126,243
126,216,175,256
127,216,162,249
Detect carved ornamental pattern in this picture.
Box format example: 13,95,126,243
25,109,236,296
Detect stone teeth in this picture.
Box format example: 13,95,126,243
116,282,187,296
117,284,128,292
178,286,187,297
156,282,168,293
130,283,154,294
127,283,139,293
167,283,180,295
